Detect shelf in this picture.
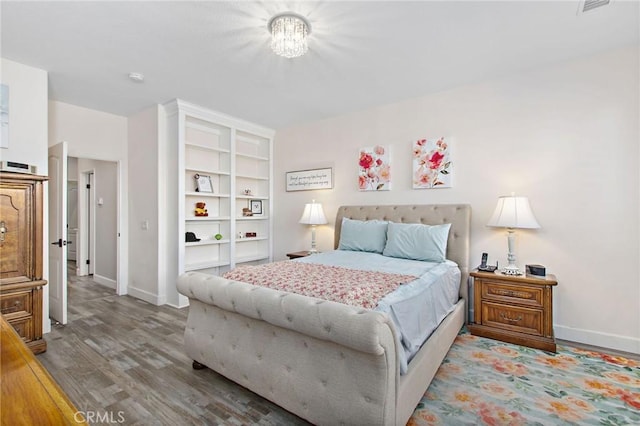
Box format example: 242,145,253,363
236,152,269,161
185,192,230,198
185,142,230,154
236,174,269,181
236,216,269,221
185,216,230,222
185,239,230,247
236,237,268,242
235,195,268,200
185,260,230,271
185,167,230,176
235,254,270,264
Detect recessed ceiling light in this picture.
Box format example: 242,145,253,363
128,72,144,82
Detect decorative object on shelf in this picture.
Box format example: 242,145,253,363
268,12,311,59
245,232,257,238
214,233,223,241
358,145,391,191
412,137,452,189
487,194,540,276
242,207,253,217
185,232,201,242
237,232,244,239
286,167,333,192
299,200,327,253
250,199,263,215
194,202,208,217
242,189,253,196
194,173,213,193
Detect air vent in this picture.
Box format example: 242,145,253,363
578,0,612,14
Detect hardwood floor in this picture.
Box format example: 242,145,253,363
38,265,309,425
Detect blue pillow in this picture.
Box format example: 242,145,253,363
338,218,388,253
382,222,451,262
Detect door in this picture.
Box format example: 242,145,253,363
48,142,68,324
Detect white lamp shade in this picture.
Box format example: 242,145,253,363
487,196,540,229
299,201,327,225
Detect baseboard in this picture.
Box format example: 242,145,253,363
93,274,116,289
555,324,640,355
127,286,164,306
166,295,189,309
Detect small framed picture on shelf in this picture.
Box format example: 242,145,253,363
249,199,262,215
194,174,213,193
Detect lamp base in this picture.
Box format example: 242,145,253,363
501,265,523,276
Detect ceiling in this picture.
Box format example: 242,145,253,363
2,1,638,130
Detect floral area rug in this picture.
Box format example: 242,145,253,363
409,331,640,425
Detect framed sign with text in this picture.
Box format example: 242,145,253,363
286,168,333,192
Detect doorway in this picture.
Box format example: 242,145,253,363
49,152,122,325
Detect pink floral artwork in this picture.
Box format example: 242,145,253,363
358,145,391,191
412,137,452,189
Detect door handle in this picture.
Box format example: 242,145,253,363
51,239,67,247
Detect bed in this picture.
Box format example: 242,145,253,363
177,204,471,425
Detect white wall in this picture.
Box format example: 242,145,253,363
127,105,162,304
274,46,639,354
0,58,50,332
48,100,128,295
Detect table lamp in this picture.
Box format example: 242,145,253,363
299,200,327,253
487,195,540,275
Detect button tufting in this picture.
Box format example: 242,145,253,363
339,351,346,359
303,341,308,348
286,366,292,372
365,396,371,403
286,315,293,322
321,380,327,387
324,325,331,333
257,354,263,360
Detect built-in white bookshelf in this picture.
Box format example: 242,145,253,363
165,99,274,279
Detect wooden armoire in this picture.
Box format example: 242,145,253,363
0,171,48,354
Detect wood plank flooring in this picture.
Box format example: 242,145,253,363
37,266,309,425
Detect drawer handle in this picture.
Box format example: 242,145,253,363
499,312,523,323
14,301,21,306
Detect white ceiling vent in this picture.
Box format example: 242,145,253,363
578,0,613,14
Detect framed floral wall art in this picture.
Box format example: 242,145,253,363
358,145,391,191
412,137,452,189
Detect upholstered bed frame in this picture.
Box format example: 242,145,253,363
177,204,471,425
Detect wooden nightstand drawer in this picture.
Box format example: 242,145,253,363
7,316,34,342
482,281,543,308
0,291,32,315
482,302,543,336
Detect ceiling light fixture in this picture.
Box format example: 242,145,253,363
268,13,310,59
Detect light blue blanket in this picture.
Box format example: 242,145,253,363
295,250,460,374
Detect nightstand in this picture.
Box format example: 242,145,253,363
286,251,310,260
468,271,558,352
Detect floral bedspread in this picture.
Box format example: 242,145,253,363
223,261,418,309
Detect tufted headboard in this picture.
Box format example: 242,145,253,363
334,204,471,302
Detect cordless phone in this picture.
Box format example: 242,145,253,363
478,252,498,272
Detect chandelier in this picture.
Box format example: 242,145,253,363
268,13,311,59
